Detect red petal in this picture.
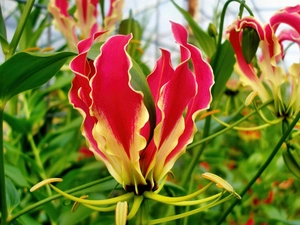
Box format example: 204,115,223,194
70,32,107,161
152,22,214,181
90,34,146,156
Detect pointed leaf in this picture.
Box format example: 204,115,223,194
5,164,30,187
171,0,216,58
0,5,7,40
119,18,143,59
0,5,8,54
119,18,142,40
3,111,32,133
87,42,104,60
6,178,20,212
0,52,75,107
210,40,235,103
0,34,9,54
130,58,156,141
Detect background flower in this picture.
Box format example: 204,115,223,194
48,0,124,50
227,5,300,119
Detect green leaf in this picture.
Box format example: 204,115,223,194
99,0,105,27
171,0,216,58
130,58,156,143
38,117,82,149
0,5,8,55
0,5,7,40
0,34,9,55
0,51,75,107
5,164,30,187
17,214,42,225
6,178,20,212
210,40,235,104
3,111,32,133
87,42,104,60
119,18,142,40
282,148,300,179
42,74,73,93
119,18,143,59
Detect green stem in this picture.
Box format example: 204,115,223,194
181,100,273,190
7,0,35,59
238,0,246,18
135,198,148,225
179,1,255,184
8,176,113,222
27,134,52,196
187,100,272,150
216,111,300,225
181,114,212,186
0,108,8,225
212,0,253,70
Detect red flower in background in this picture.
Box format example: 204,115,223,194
227,5,300,119
48,0,123,50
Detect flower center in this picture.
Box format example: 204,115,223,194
125,180,158,195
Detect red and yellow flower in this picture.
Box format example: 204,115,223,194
48,0,123,50
69,22,214,195
227,5,300,120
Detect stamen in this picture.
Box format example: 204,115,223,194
71,195,88,212
127,195,144,220
199,109,220,120
144,182,213,203
24,47,41,52
30,178,63,192
41,47,55,52
49,184,134,205
245,91,258,106
116,202,128,225
202,172,241,199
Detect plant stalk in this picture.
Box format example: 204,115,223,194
181,101,272,186
8,176,113,222
181,114,211,186
0,108,8,225
216,112,300,224
212,0,253,70
7,0,35,59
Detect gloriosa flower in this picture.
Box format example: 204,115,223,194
48,0,123,50
227,5,300,119
69,21,214,195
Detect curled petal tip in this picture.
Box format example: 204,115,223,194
202,172,241,199
30,178,63,192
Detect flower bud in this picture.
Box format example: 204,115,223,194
207,23,218,38
242,27,260,63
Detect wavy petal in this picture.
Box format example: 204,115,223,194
140,49,174,181
152,22,208,182
74,0,98,39
90,34,149,189
70,32,108,163
102,0,124,39
48,0,78,50
227,17,270,103
270,6,300,34
153,22,214,181
160,21,215,178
